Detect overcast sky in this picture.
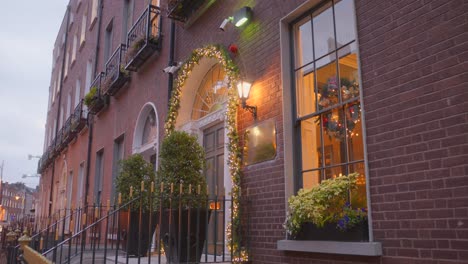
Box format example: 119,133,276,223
0,2,67,188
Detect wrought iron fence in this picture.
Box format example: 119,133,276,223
11,184,250,263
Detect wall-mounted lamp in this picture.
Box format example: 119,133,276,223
237,81,257,119
219,6,253,31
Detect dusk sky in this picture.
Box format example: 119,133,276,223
0,2,68,188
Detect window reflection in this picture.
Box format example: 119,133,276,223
313,1,335,59
294,17,313,68
335,0,357,48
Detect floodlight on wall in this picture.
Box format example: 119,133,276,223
237,81,257,119
219,6,253,31
234,6,252,27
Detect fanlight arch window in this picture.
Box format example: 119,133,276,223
191,64,228,120
141,108,157,146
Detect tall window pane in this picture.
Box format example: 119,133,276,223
293,0,363,191
294,17,313,68
313,2,335,59
335,0,357,48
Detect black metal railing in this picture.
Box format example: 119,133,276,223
125,5,161,71
61,117,73,147
103,44,130,96
31,186,250,264
37,101,87,174
85,73,107,114
54,128,65,154
71,100,87,133
167,0,207,22
8,208,83,264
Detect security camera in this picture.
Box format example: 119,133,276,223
163,62,182,74
219,17,233,31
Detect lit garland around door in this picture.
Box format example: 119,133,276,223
164,44,248,262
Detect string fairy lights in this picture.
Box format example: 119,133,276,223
164,44,248,262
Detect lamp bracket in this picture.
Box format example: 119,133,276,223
241,101,257,119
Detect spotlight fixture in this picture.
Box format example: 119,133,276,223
219,6,253,31
233,6,252,27
237,81,257,119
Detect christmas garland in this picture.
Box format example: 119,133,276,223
318,77,361,140
164,44,248,262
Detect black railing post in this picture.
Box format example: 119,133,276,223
103,200,110,263
186,185,192,263
148,181,154,264
125,187,133,264
115,195,122,264
177,183,182,264
138,182,143,263
157,183,163,264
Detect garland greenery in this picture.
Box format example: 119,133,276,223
164,44,248,262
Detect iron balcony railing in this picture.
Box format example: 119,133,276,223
85,73,108,114
71,99,87,133
54,128,65,154
125,5,162,71
167,0,207,22
18,187,250,264
61,117,73,147
103,44,130,96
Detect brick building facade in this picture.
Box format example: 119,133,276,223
37,0,468,263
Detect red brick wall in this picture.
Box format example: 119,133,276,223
358,0,468,263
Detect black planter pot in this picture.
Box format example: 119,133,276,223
161,209,211,264
294,221,369,242
119,211,158,256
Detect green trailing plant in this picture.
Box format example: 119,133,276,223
284,173,367,237
116,154,156,211
157,130,207,207
84,86,98,107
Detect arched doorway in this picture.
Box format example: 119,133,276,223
165,44,245,258
175,59,231,255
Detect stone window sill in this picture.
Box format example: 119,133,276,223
277,240,382,256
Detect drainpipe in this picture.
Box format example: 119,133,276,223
84,0,104,209
167,20,176,104
48,5,71,217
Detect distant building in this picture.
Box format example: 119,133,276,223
0,182,36,228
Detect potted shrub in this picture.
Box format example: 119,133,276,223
284,173,368,241
116,154,157,256
83,86,98,108
157,130,209,263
